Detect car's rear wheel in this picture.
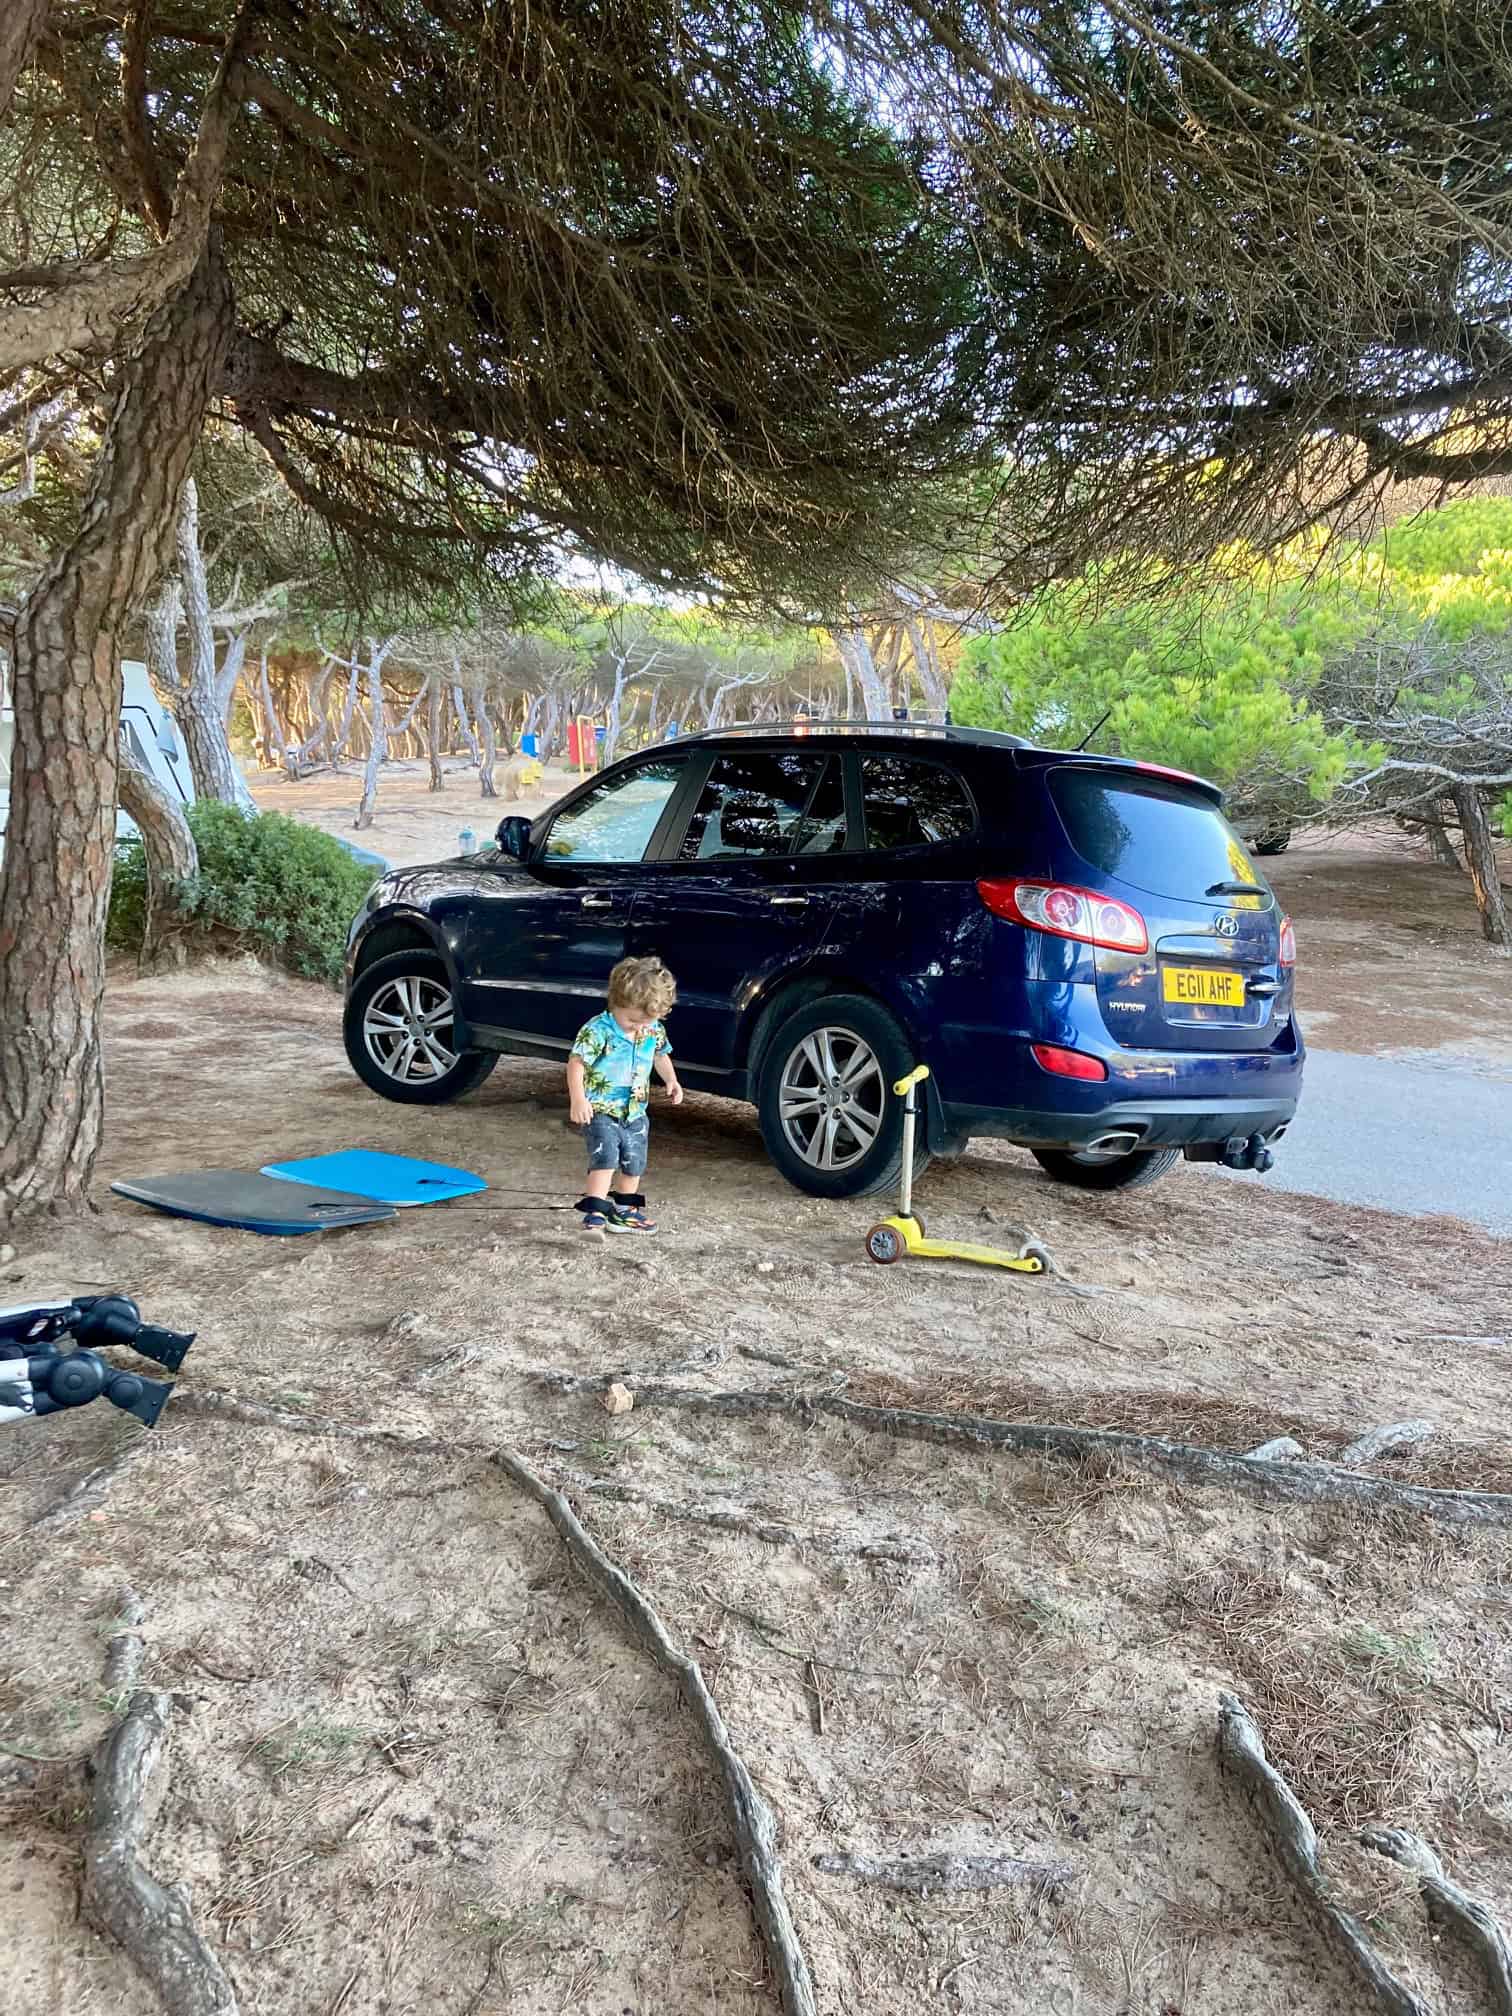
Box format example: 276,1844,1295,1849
1031,1145,1181,1192
344,950,498,1105
756,994,923,1199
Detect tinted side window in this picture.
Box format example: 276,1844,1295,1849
1048,767,1269,903
792,758,848,854
860,756,975,851
679,750,825,861
542,758,684,864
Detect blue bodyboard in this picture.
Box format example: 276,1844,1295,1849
111,1170,397,1236
260,1150,487,1208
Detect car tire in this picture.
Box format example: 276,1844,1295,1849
1031,1146,1181,1192
756,994,925,1199
344,949,499,1105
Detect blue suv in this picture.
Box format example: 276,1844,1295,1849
342,722,1302,1197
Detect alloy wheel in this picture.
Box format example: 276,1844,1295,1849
776,1026,885,1172
362,974,458,1083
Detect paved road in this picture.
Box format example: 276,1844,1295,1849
1220,1047,1512,1237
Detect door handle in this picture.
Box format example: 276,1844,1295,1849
1245,976,1282,997
768,894,809,908
580,893,613,909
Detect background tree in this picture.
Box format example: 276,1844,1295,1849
951,556,1372,823
0,1,983,1217
837,0,1512,599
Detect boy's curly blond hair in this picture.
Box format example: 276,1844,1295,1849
607,955,676,1021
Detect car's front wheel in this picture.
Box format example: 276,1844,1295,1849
756,994,923,1199
344,950,498,1105
1032,1145,1180,1192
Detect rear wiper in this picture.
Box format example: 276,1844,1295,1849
1206,880,1260,897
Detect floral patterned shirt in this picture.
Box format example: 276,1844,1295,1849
570,1011,671,1123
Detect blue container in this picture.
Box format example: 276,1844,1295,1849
458,827,476,853
519,733,539,758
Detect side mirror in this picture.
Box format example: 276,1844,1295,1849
496,815,532,861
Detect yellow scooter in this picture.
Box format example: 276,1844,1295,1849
864,1065,1052,1274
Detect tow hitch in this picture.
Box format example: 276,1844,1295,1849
1185,1132,1278,1174
1220,1132,1275,1173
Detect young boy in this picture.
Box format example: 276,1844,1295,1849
567,955,682,1233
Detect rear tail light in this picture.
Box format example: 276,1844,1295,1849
1278,915,1296,967
1031,1042,1108,1081
978,877,1149,954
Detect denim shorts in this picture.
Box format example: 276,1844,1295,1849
583,1111,650,1177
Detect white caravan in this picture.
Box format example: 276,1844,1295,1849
0,659,195,869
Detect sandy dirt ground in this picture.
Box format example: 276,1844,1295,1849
250,756,582,869
4,922,1512,2015
1268,838,1512,1072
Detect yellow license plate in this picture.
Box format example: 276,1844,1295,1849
1163,965,1245,1008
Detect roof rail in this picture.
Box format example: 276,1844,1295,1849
670,718,1032,749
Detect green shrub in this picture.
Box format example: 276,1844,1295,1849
108,803,378,984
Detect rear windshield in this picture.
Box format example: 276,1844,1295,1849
1048,767,1270,904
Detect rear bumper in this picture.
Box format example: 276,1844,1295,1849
939,1093,1299,1152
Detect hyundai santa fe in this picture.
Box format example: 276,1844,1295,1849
342,722,1303,1197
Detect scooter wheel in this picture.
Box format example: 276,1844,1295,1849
865,1224,904,1265
1018,1242,1052,1273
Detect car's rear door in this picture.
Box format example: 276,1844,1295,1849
461,754,689,1046
626,746,848,1073
1043,762,1290,1052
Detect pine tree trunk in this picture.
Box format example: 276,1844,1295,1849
328,659,360,764
354,642,389,830
258,649,289,772
833,627,890,718
478,703,499,798
288,664,331,777
452,680,480,762
0,247,231,1219
906,617,950,718
0,1,49,125
427,676,444,790
117,742,198,966
1452,782,1510,947
1423,808,1463,870
170,478,256,810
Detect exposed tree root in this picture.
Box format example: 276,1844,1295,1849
29,1438,147,1531
102,1589,146,1698
82,1690,239,2016
813,1850,1076,1897
168,1387,412,1443
491,1448,817,2016
1362,1826,1512,2016
1340,1421,1435,1468
168,1387,816,2015
1216,1694,1429,2016
553,1466,933,1565
579,1379,1512,1529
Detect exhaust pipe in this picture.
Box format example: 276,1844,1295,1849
1085,1130,1142,1158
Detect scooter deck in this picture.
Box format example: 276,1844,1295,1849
909,1236,1045,1271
